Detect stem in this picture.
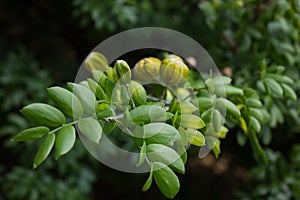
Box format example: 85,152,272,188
159,87,167,101
125,83,136,108
180,92,193,102
145,156,151,166
103,114,124,122
147,95,171,105
49,116,94,134
49,120,78,134
240,71,260,86
221,30,239,51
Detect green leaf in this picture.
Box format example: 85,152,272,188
137,141,147,167
47,86,84,118
197,97,212,111
111,84,129,110
166,112,174,120
216,98,241,118
12,126,49,142
219,126,228,139
21,103,66,127
96,103,115,120
129,81,147,106
177,114,205,129
136,123,180,146
142,164,153,192
106,67,115,83
71,83,97,115
206,136,221,158
223,85,244,96
262,126,272,145
172,111,179,127
79,80,89,88
78,118,102,143
177,142,187,164
265,78,283,96
246,98,263,107
225,85,244,96
250,116,261,133
102,78,115,99
178,127,188,146
198,1,217,29
102,121,116,135
87,78,107,100
214,85,244,96
55,125,76,159
281,83,297,100
256,80,266,93
92,69,107,85
201,109,213,123
237,131,247,146
173,101,198,114
33,133,55,168
205,76,232,86
186,129,205,146
265,73,294,84
147,144,185,174
248,130,268,165
212,109,224,133
130,105,167,124
250,108,263,123
153,162,180,199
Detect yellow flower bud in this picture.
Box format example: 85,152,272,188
133,57,161,82
83,52,108,72
160,57,189,86
113,60,131,85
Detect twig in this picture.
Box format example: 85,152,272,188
159,87,167,101
147,95,171,105
125,83,136,108
103,114,124,122
240,71,260,86
221,31,239,51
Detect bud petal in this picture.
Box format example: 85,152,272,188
133,57,161,82
113,60,131,84
84,52,108,72
106,66,115,83
160,57,189,85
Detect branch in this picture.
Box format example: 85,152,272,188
103,114,123,122
221,31,239,51
147,95,171,105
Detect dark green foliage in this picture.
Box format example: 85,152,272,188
0,51,96,200
236,146,300,200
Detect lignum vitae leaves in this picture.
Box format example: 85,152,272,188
13,52,298,199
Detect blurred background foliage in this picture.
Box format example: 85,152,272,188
0,0,299,199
